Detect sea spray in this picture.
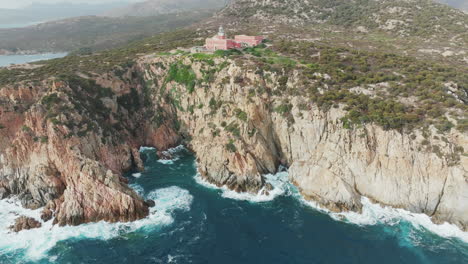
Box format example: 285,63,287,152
294,187,468,244
194,166,468,244
157,145,186,165
139,145,186,165
0,185,193,261
132,172,142,178
194,167,290,203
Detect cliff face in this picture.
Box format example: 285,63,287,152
136,54,467,230
0,73,179,226
0,51,466,230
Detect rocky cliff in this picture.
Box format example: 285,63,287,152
1,46,466,231
135,51,467,230
0,73,179,227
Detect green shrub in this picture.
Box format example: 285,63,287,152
234,108,248,122
41,93,61,110
167,62,197,93
274,103,293,115
22,125,32,132
225,122,241,137
225,140,237,153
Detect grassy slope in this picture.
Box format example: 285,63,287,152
0,0,466,138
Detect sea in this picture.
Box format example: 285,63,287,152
0,22,67,67
0,147,467,264
0,53,68,68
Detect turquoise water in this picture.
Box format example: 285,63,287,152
0,53,67,67
0,147,467,263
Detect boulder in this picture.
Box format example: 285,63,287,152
10,216,42,232
0,187,9,199
41,209,54,222
145,199,156,208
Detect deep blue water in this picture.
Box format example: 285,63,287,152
0,53,67,67
1,148,467,264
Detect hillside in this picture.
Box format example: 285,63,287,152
1,37,467,229
104,0,227,17
0,0,467,232
0,10,214,55
0,2,129,25
213,0,468,66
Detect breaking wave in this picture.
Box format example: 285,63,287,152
157,145,186,165
132,172,142,178
195,167,468,244
0,186,193,262
293,185,468,244
194,167,290,203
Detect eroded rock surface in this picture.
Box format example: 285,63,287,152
10,216,42,232
137,54,467,230
0,52,466,231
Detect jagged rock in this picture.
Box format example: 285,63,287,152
41,209,54,222
145,199,156,207
0,49,466,232
131,147,145,172
136,55,467,230
157,151,174,161
10,216,42,232
0,187,9,199
19,193,43,210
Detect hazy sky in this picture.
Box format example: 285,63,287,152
0,0,141,9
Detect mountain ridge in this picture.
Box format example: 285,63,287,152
103,0,228,17
0,1,130,25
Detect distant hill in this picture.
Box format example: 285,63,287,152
215,0,468,65
220,0,467,36
0,2,131,25
0,11,213,54
103,0,227,17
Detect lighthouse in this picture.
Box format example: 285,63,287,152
217,26,226,39
204,26,264,51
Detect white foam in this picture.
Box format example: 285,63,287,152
146,186,193,213
194,170,290,203
132,173,142,178
295,188,468,244
129,183,144,196
332,197,468,243
157,145,186,165
195,166,468,243
139,146,155,152
157,159,176,165
0,186,193,261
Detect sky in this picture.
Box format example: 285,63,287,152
0,0,141,9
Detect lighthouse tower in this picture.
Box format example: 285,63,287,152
217,26,226,39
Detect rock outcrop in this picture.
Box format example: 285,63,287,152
136,54,467,230
0,50,466,231
0,75,179,226
10,216,42,232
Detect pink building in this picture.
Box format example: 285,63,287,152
205,26,264,51
234,35,264,47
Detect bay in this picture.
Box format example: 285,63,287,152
0,53,68,67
